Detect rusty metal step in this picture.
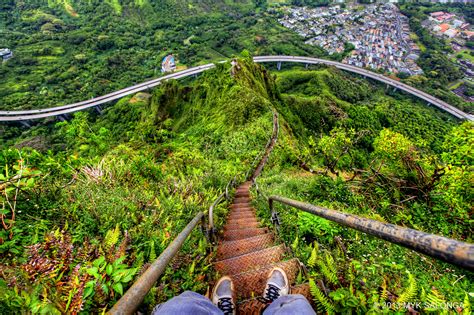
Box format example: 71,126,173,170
228,210,255,218
235,190,250,195
229,206,253,211
232,198,251,205
234,196,250,201
233,198,251,203
230,203,252,209
215,245,286,276
235,191,250,197
237,283,312,315
229,204,254,209
226,217,259,226
225,221,260,230
236,186,251,191
229,208,253,214
228,212,256,220
223,228,268,241
231,259,301,300
217,234,274,260
229,205,255,211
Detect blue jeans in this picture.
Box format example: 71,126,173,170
152,291,316,315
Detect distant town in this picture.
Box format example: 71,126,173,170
279,3,423,76
422,11,474,80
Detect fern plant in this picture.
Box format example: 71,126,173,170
309,278,335,315
149,240,156,262
396,272,417,309
424,287,447,313
307,242,319,268
463,293,471,315
317,252,338,285
104,224,120,252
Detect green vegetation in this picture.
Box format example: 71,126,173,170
0,58,276,313
1,57,472,313
0,0,326,112
253,66,473,314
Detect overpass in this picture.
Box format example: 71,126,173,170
1,56,472,122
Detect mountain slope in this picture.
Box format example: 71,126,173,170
0,0,326,112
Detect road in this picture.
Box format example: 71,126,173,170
0,55,472,122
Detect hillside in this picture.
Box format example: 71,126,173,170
0,0,325,112
0,57,472,313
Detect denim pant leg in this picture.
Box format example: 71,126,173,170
263,294,316,315
151,291,223,315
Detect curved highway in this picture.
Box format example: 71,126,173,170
1,56,472,122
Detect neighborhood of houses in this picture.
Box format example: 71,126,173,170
279,4,423,76
422,11,474,79
0,48,13,62
423,11,473,45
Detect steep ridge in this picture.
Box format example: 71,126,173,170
213,112,314,314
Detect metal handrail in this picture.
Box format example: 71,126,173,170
208,192,226,239
268,195,474,270
109,212,205,314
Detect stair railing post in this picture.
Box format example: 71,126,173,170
269,197,281,233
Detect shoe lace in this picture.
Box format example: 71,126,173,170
263,284,281,303
218,297,234,315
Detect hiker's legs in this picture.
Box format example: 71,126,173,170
262,267,315,315
263,294,316,315
151,291,223,315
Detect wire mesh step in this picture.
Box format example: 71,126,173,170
223,227,268,241
217,234,274,260
215,245,286,275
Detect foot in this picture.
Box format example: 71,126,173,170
263,267,290,303
212,276,235,315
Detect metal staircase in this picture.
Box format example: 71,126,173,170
214,181,312,314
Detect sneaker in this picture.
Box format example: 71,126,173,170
263,267,290,303
212,276,235,315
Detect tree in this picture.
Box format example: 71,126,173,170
317,128,354,176
254,0,267,9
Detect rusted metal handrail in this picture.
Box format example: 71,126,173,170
109,212,205,315
268,195,474,271
208,192,226,240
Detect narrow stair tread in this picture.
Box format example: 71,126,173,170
226,217,259,226
215,245,286,275
223,227,268,241
224,221,260,231
217,234,274,260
